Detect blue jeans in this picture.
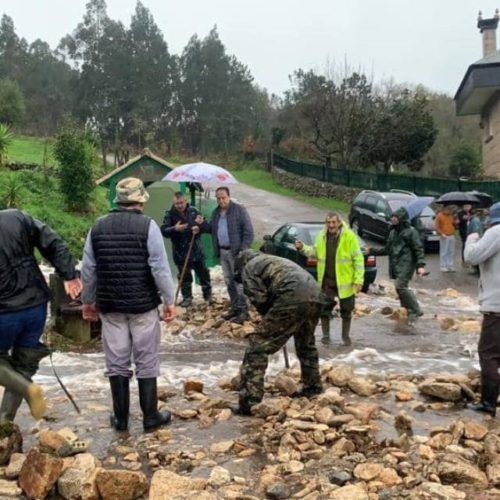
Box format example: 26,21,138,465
0,303,48,351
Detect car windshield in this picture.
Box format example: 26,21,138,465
420,206,434,217
388,199,408,212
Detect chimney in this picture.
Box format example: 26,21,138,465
478,9,500,57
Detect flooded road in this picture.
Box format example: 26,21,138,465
5,182,488,494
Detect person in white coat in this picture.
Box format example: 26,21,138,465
464,202,500,417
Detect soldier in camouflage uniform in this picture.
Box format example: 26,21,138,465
231,250,324,415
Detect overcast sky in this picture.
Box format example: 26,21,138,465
2,0,499,97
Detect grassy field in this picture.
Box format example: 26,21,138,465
8,135,55,165
234,168,349,213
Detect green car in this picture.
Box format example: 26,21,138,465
260,222,377,293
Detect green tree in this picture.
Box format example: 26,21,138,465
361,90,437,172
0,78,25,125
448,143,481,179
288,68,376,167
53,122,96,211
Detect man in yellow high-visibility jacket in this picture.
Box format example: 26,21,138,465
296,212,364,345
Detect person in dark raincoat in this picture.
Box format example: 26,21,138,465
161,192,212,307
231,250,324,415
369,207,426,324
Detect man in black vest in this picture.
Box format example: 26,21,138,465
81,177,176,432
161,192,212,308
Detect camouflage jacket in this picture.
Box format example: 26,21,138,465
239,250,322,315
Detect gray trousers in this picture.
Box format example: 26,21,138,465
220,249,247,312
100,308,161,379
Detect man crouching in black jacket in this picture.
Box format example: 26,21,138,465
0,209,81,422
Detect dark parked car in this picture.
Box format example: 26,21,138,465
260,222,377,292
348,190,439,250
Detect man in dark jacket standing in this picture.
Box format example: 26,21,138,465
82,177,176,432
369,207,426,325
231,250,323,415
0,209,81,422
210,187,254,324
161,192,212,308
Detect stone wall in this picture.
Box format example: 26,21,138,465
271,167,361,204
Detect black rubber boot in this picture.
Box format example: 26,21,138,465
179,297,193,308
470,378,498,417
109,376,130,431
138,378,171,431
341,318,352,346
321,317,330,345
0,345,50,422
293,385,323,398
232,310,249,325
222,309,237,320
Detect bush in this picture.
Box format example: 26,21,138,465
448,143,481,179
0,123,13,165
53,122,96,211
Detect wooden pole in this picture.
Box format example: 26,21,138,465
174,232,196,305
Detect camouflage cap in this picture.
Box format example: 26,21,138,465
114,177,149,204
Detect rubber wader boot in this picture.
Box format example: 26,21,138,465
470,378,498,417
320,317,330,345
109,376,130,431
229,402,252,416
342,318,352,346
0,346,50,422
0,357,45,420
138,378,171,431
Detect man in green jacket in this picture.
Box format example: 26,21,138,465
296,212,364,345
369,207,426,325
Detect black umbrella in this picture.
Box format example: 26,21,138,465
435,192,480,205
466,191,493,208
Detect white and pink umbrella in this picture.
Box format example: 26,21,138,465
163,162,238,184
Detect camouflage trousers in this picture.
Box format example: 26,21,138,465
239,302,322,409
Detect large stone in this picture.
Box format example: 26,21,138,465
273,374,298,396
314,407,335,425
353,462,384,481
329,484,369,500
316,387,345,408
325,364,354,387
208,466,231,486
266,482,290,499
210,440,234,454
57,453,101,500
428,432,454,450
0,478,22,498
95,469,148,500
378,467,401,486
18,448,64,499
0,423,22,466
348,377,377,397
38,429,76,457
418,381,462,402
184,378,204,394
487,464,500,486
345,403,379,422
251,398,287,417
462,419,488,441
149,470,207,499
419,482,466,499
437,458,488,486
5,452,25,479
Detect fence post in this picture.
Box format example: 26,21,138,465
322,165,326,182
